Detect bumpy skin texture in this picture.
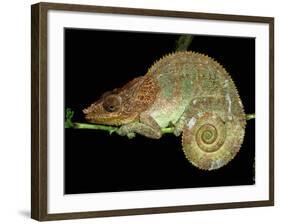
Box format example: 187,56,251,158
83,51,246,170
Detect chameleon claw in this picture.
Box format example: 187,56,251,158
109,130,115,135
127,133,136,139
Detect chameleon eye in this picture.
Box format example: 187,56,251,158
103,94,122,112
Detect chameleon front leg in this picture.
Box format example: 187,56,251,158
116,113,162,139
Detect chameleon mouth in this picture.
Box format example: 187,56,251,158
85,114,122,126
83,107,120,125
84,113,94,122
84,113,105,124
83,104,103,123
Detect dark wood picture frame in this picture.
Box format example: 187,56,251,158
31,2,274,221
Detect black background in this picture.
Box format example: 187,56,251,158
64,28,255,194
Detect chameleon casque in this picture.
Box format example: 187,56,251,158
83,51,246,171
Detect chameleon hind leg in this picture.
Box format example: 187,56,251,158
180,97,246,170
173,97,216,136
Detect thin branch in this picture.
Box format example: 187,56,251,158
73,122,118,135
246,113,255,121
72,122,174,135
65,108,255,137
175,35,194,52
161,127,175,134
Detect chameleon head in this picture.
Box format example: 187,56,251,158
83,93,118,125
83,77,144,126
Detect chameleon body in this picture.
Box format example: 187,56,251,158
83,51,246,170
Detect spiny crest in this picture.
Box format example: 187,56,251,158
147,51,228,77
146,51,246,125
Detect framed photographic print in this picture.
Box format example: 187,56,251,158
31,2,274,221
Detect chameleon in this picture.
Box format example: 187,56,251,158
83,51,246,171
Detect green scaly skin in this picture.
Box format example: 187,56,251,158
82,51,248,171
